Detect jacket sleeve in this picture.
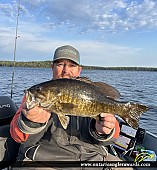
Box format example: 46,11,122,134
10,96,48,142
10,96,29,143
89,118,120,144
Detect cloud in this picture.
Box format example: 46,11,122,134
22,0,157,33
0,2,14,17
1,0,156,34
0,0,157,67
0,26,144,66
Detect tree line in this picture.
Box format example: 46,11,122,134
0,60,157,71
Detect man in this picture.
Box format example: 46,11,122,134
10,45,132,170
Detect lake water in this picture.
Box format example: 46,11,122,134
0,66,157,135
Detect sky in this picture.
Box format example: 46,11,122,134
0,0,157,67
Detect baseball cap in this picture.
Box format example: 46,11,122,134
52,45,80,65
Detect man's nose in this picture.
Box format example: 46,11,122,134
62,65,70,73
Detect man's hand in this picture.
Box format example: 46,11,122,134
22,102,51,123
95,113,116,135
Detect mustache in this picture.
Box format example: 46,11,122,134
59,73,74,78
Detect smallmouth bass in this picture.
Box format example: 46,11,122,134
25,77,149,129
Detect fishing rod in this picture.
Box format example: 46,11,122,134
11,0,20,98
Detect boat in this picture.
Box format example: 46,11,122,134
0,95,156,169
109,117,157,169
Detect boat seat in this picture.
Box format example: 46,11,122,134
0,96,20,168
0,125,20,164
0,96,18,126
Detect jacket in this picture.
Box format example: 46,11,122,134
10,96,120,163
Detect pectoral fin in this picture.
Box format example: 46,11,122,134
58,114,70,129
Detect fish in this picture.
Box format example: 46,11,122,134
25,77,149,129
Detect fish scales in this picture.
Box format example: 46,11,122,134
25,78,149,129
57,88,97,116
63,84,104,116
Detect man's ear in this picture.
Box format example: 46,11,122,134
79,66,82,73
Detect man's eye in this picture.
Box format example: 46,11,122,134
70,64,77,67
57,63,64,67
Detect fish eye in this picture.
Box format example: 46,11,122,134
35,85,42,91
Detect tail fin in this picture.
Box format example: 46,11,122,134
121,102,149,129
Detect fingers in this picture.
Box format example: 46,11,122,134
100,113,116,128
96,113,116,135
22,103,51,123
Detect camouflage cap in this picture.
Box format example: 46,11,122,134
53,45,80,65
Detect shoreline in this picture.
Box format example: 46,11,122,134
0,60,157,71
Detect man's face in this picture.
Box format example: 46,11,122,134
51,59,82,79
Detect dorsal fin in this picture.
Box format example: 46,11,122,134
92,82,120,99
74,76,120,99
74,76,92,83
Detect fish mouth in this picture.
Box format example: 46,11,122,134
25,90,37,109
25,90,53,110
25,90,33,102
